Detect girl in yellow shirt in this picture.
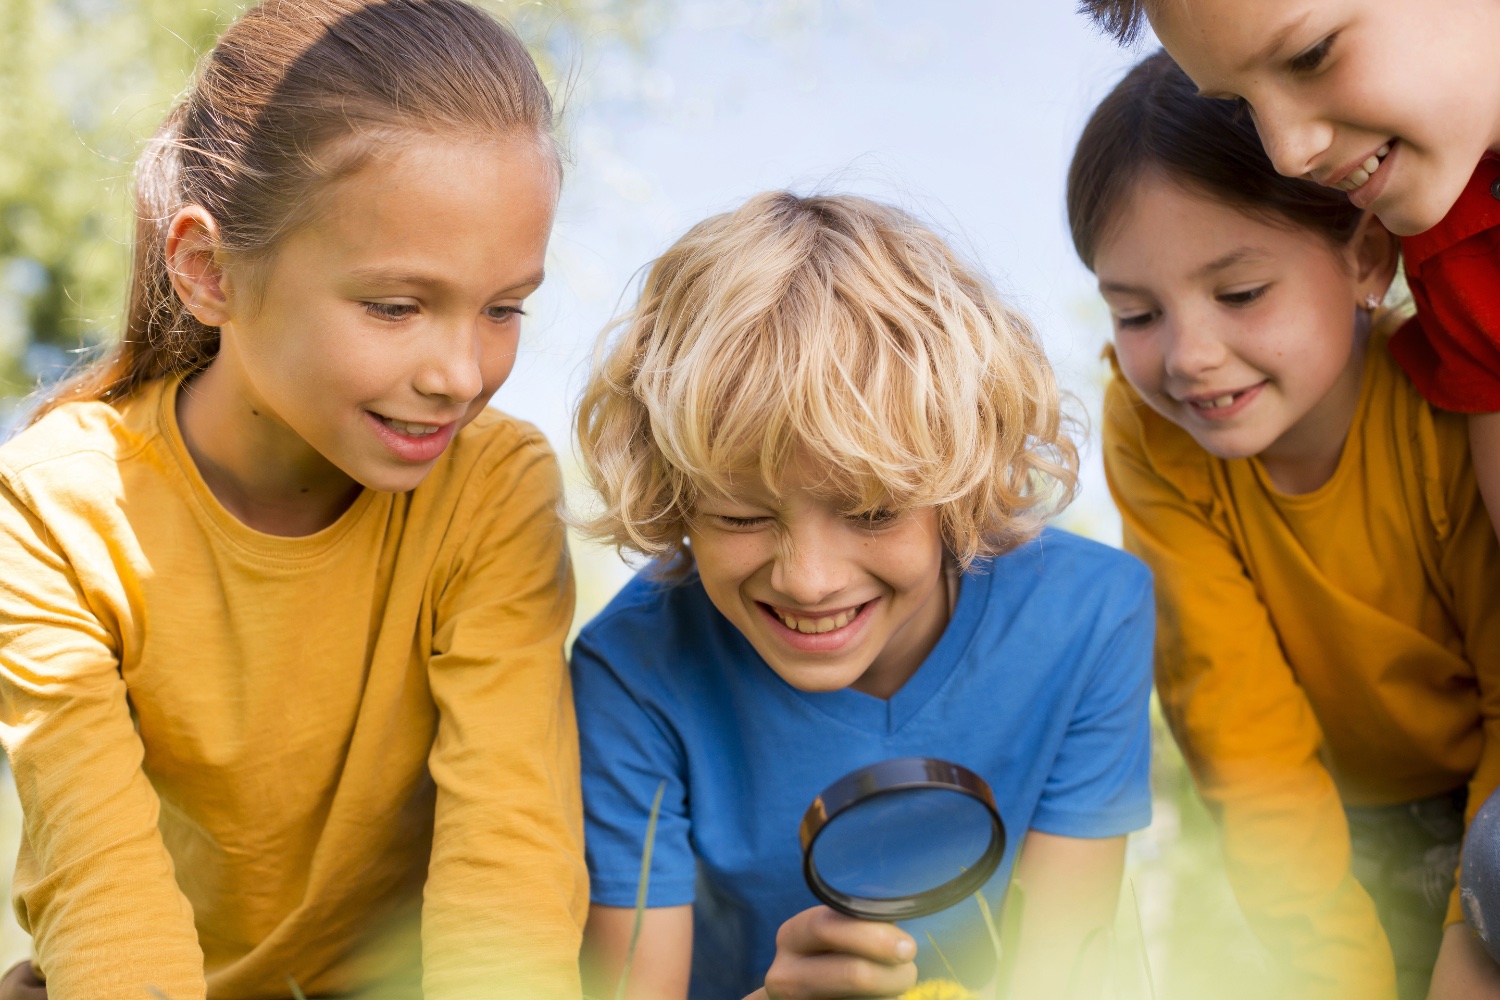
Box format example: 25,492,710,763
0,2,584,998
1070,52,1500,1000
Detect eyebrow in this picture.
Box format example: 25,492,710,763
1193,247,1273,278
1240,11,1312,73
1097,246,1273,295
347,267,546,294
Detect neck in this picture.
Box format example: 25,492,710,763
177,357,362,536
1257,323,1369,495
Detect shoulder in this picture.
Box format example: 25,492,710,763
443,407,557,486
417,407,563,533
1101,367,1216,507
571,565,747,694
0,389,159,513
1402,154,1500,272
575,564,715,657
992,528,1152,612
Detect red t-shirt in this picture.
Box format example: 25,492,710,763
1389,154,1500,413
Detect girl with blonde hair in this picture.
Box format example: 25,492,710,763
0,1,584,996
573,191,1155,999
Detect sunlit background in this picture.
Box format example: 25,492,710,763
0,0,1270,994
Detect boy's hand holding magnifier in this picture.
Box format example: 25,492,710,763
753,758,1005,999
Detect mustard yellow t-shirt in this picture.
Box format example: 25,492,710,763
0,377,586,1000
1103,322,1500,1000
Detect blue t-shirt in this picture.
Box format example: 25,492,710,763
573,528,1153,998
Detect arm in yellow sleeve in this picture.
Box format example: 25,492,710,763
0,485,205,1000
422,434,586,1000
1436,417,1500,927
1102,384,1395,1000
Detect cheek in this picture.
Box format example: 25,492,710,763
482,329,523,391
1112,337,1165,396
687,532,763,602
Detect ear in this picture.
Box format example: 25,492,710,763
1349,211,1400,309
165,206,232,328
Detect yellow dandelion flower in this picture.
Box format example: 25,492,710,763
898,980,975,1000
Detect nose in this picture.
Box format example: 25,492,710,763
769,521,850,609
413,318,486,404
1161,313,1228,383
1251,95,1334,181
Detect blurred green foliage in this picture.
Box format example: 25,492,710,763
0,0,665,398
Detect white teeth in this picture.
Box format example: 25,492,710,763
775,604,861,634
1191,393,1239,410
382,417,440,437
1342,145,1391,191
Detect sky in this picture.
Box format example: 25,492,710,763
495,0,1158,604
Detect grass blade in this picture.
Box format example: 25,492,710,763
1127,880,1156,1000
1064,927,1111,1000
926,930,962,983
286,977,309,1000
992,881,1025,998
614,780,667,1000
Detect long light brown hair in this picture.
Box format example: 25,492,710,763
32,0,555,423
576,191,1078,571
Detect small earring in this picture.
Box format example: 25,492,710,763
1363,293,1381,311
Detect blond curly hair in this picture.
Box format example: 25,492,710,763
575,191,1078,571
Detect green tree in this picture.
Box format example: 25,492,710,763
0,0,664,401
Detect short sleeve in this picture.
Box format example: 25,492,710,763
1390,156,1500,413
1028,570,1154,838
571,621,697,909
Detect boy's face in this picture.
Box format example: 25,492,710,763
687,450,949,700
1150,0,1500,235
1094,173,1388,470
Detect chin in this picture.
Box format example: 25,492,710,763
1379,177,1466,237
1189,432,1266,463
763,658,867,694
353,464,437,495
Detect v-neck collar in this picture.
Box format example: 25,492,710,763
778,564,992,736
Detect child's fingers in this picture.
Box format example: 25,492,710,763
763,950,919,999
776,905,916,964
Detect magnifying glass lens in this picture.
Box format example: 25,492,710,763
800,758,1006,921
810,787,997,900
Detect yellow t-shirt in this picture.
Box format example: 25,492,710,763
0,377,586,1000
1103,322,1500,1000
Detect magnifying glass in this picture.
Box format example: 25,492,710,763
799,757,1006,921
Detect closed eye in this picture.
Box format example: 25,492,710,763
711,514,768,529
1289,34,1335,74
1219,285,1270,307
487,305,527,321
846,508,901,528
1115,311,1158,329
364,301,417,321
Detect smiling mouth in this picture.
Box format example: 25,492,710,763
764,601,869,634
376,414,444,437
1334,142,1393,192
1184,384,1262,411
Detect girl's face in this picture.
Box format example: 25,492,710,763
687,450,949,700
1150,0,1500,236
212,137,558,494
1093,173,1390,478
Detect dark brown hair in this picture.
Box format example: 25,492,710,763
1067,50,1364,271
32,0,555,422
1077,0,1151,44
